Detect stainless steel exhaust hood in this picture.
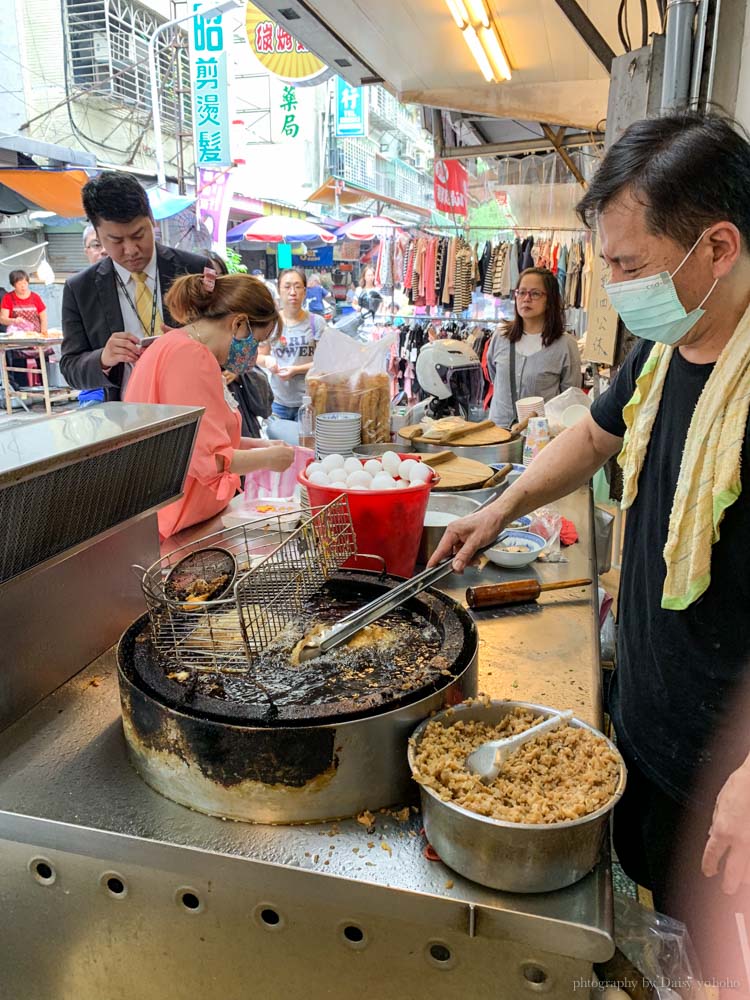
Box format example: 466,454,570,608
0,402,202,733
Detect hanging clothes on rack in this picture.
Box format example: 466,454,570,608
397,228,590,314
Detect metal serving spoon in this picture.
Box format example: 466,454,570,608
466,710,574,784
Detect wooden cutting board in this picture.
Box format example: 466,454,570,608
420,450,495,490
399,417,513,446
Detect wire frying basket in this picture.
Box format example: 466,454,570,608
140,496,358,676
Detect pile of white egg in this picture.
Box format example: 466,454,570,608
305,452,433,491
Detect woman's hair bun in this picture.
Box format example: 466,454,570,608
165,273,217,323
164,271,280,330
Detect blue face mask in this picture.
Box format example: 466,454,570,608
604,229,718,346
225,323,260,375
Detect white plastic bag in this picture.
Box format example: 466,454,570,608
528,506,564,562
544,386,591,436
307,328,396,444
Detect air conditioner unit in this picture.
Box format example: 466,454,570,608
93,32,110,63
0,214,35,233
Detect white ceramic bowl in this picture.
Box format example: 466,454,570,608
486,529,546,568
500,463,526,487
561,404,590,428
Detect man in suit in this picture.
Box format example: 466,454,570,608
61,171,206,400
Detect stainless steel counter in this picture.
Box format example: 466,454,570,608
0,400,201,480
0,486,610,1000
439,488,601,728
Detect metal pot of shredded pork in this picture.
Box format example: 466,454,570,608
408,699,626,893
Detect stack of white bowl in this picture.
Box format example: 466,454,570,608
315,412,361,459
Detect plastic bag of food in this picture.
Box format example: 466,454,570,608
594,894,708,1000
528,506,564,562
306,327,396,444
544,386,591,436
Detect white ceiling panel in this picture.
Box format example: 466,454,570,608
252,0,663,129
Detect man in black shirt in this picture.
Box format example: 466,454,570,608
431,113,750,995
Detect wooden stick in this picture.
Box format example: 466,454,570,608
539,578,592,592
440,419,496,443
481,464,513,488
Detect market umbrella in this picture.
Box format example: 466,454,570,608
335,215,406,240
147,187,196,221
226,214,337,244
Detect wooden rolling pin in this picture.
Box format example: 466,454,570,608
466,578,592,609
510,415,534,436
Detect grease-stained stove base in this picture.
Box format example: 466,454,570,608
0,654,612,1000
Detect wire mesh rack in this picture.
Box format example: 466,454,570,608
140,496,358,676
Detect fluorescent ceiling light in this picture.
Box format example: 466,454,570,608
462,24,494,82
478,24,512,81
464,0,490,29
446,0,512,83
444,0,469,29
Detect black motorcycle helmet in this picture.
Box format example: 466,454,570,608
360,289,382,317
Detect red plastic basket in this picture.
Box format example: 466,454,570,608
298,455,433,578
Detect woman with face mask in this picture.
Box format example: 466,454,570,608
487,267,582,429
124,270,294,540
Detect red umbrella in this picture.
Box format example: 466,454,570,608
227,214,337,244
335,215,406,240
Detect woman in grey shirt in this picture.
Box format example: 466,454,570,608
257,267,331,420
488,266,582,429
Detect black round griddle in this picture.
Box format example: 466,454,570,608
120,572,477,728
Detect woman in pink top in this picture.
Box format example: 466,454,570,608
125,271,294,540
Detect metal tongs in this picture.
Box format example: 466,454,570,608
295,492,505,664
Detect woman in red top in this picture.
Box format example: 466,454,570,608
125,271,294,540
0,270,48,334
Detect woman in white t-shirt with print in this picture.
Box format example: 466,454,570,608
257,267,332,420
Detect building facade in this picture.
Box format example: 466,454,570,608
8,0,191,182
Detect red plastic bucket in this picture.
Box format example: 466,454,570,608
299,455,433,578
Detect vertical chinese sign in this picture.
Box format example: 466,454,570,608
189,2,232,168
189,2,233,251
583,235,619,365
334,77,367,138
279,84,299,139
197,169,233,253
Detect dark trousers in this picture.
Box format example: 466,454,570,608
614,741,750,995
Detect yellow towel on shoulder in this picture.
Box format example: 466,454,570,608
619,303,750,610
